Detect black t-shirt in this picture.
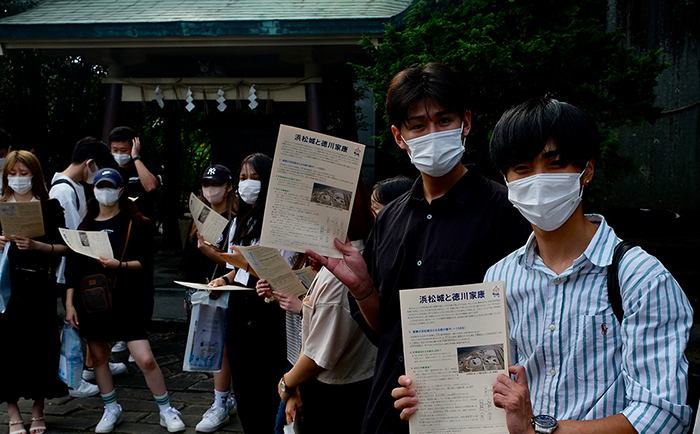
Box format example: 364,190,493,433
67,211,155,341
116,163,157,219
355,169,532,434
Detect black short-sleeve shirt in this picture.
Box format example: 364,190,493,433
117,163,157,219
357,169,531,434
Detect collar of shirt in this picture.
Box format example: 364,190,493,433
516,214,620,272
409,164,477,205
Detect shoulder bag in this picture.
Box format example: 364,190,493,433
81,220,133,313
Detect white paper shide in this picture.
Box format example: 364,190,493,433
400,281,510,434
260,125,365,258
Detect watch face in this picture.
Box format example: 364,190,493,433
533,415,558,428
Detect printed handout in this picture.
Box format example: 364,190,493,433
189,193,229,245
293,266,318,290
59,228,113,259
237,245,312,297
0,201,45,238
174,281,250,291
400,281,510,434
260,125,365,258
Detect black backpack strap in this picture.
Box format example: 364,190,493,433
607,240,637,324
607,239,699,416
51,178,80,210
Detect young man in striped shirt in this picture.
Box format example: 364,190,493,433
395,98,693,433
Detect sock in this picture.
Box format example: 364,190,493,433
213,389,230,409
154,392,171,413
101,390,118,411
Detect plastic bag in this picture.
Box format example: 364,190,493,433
0,243,11,314
58,320,84,389
183,290,228,372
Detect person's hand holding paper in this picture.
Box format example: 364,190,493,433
305,237,372,300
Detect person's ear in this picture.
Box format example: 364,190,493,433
391,125,409,151
226,184,233,195
461,111,472,138
583,159,595,184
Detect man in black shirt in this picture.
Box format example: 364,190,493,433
109,126,159,219
307,63,531,434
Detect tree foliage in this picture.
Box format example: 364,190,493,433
0,50,107,174
353,0,667,202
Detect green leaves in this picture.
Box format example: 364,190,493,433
352,0,666,203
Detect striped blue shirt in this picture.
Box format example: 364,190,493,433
485,215,692,433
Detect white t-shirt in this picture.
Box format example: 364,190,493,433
49,173,87,284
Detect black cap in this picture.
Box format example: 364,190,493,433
201,164,233,184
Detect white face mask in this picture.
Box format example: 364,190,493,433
203,185,228,205
112,153,132,166
8,176,33,195
95,187,122,206
505,165,587,232
238,179,261,205
86,160,97,184
401,122,465,177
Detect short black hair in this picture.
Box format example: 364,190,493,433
372,175,414,206
386,62,468,128
0,128,11,150
489,98,599,174
109,126,137,144
71,137,116,168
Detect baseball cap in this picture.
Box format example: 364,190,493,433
93,168,124,187
201,164,233,184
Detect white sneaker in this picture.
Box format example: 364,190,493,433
160,407,186,433
95,404,122,433
196,406,229,432
69,379,100,398
111,341,128,353
110,362,127,376
225,396,237,415
83,363,128,381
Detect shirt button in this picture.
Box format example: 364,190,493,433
553,278,561,285
399,356,404,362
417,260,422,266
549,324,556,331
427,214,433,220
550,369,556,376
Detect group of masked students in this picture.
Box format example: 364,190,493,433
181,62,694,434
1,61,694,434
0,127,183,434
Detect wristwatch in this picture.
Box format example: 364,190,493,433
132,155,142,161
279,374,296,394
531,415,558,433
